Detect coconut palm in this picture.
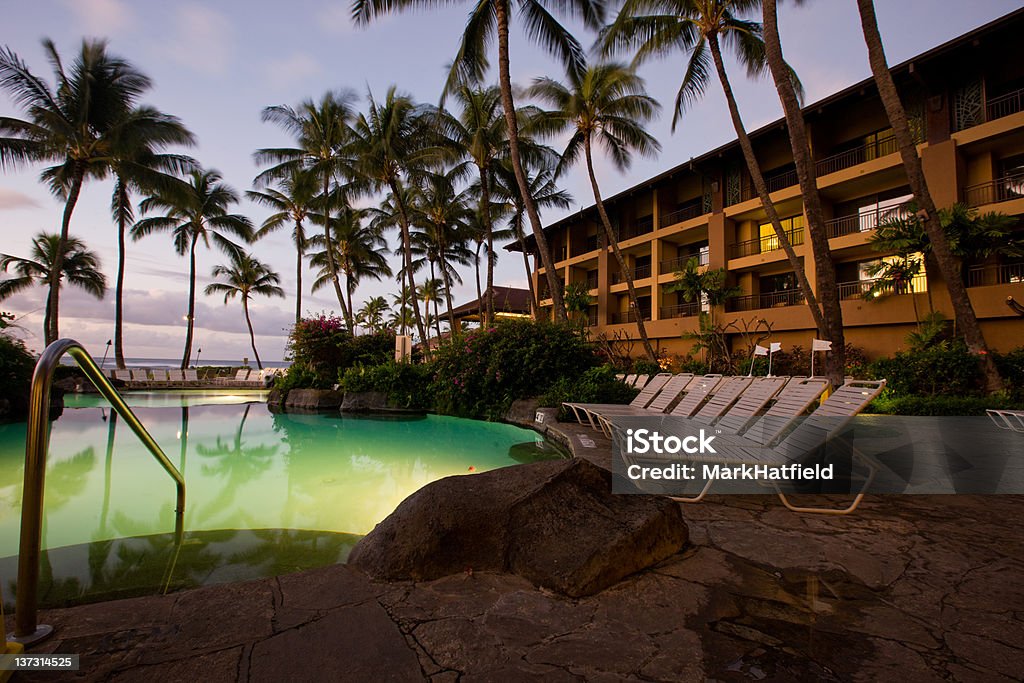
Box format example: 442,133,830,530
132,169,254,369
204,251,284,370
389,284,415,336
417,278,447,341
247,168,319,323
526,61,660,362
0,234,107,342
254,92,359,319
357,296,390,333
760,0,845,385
347,87,434,346
601,0,828,344
0,39,152,343
856,0,1001,390
307,205,392,328
351,0,605,324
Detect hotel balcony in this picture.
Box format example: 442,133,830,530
965,171,1024,207
728,229,804,260
815,135,899,177
659,253,709,274
837,273,928,300
659,203,704,228
659,302,701,320
609,309,652,325
967,262,1024,287
726,289,805,312
825,204,914,239
570,234,600,258
612,263,652,284
617,216,655,242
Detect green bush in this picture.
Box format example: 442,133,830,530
866,394,1024,416
866,341,982,397
339,361,434,410
274,363,332,392
995,348,1024,400
431,319,599,419
0,334,35,419
285,314,394,387
631,359,661,376
540,365,639,420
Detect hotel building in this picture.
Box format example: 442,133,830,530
510,10,1024,359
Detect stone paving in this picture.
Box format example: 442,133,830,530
7,419,1024,682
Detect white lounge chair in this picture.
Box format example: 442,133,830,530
987,409,1024,433
114,369,132,383
149,369,170,387
632,374,650,388
589,374,700,436
129,369,149,386
564,373,674,427
167,370,185,386
184,369,200,384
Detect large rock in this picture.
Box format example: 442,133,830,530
349,458,688,597
284,388,341,411
340,391,387,413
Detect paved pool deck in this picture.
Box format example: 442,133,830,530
7,418,1024,682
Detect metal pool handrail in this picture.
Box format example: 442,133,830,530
11,339,186,646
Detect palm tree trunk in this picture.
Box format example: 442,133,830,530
762,0,846,386
584,136,657,363
441,260,458,335
114,179,129,370
707,35,827,339
517,223,538,316
47,168,85,344
494,0,567,323
856,0,1002,392
294,221,304,323
243,296,262,369
181,234,198,370
321,175,349,325
389,179,430,348
480,166,495,325
474,241,485,323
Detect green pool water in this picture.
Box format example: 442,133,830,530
0,393,563,607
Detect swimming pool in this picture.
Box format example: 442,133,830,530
0,392,563,606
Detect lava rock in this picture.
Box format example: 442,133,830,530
340,391,388,413
284,389,341,411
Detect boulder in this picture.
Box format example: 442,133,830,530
340,391,388,413
505,398,542,427
349,458,687,597
284,389,341,411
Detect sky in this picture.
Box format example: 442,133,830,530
1,0,1019,361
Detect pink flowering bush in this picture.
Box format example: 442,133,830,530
284,314,393,387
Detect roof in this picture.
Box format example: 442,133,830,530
505,7,1024,253
450,286,533,319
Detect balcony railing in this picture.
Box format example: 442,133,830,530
825,203,914,239
660,252,710,273
726,289,805,312
587,309,598,327
617,216,654,241
609,309,652,324
741,168,798,202
585,272,599,290
729,229,804,259
659,302,701,319
815,135,898,177
967,263,1024,287
965,172,1024,207
660,203,703,227
986,87,1024,122
836,274,928,300
612,263,652,284
571,234,600,257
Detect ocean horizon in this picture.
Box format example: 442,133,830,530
60,357,290,369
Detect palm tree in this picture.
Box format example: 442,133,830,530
601,0,829,345
132,169,254,369
351,0,606,324
389,285,415,336
204,251,284,370
856,0,1002,391
0,39,152,343
527,61,660,362
357,296,390,333
348,87,433,346
254,92,359,320
0,234,107,342
760,0,845,385
417,278,447,341
307,205,392,327
247,168,319,323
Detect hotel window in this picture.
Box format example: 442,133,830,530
862,127,895,161
859,254,928,294
758,215,804,252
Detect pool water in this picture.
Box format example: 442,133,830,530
0,393,563,607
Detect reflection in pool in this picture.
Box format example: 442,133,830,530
0,396,563,606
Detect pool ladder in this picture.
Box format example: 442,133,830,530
9,339,186,647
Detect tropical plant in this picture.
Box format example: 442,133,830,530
357,296,390,333
601,0,830,364
856,0,1002,392
526,60,661,362
255,91,359,321
204,251,284,370
417,277,447,341
389,285,416,336
132,169,254,369
0,39,152,344
0,234,107,342
247,168,319,323
351,0,604,323
563,280,594,337
668,256,739,370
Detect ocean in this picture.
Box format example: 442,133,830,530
60,357,291,369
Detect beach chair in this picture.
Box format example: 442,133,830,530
149,369,170,387
167,370,184,386
615,373,626,382
626,379,887,514
217,369,250,386
563,373,673,427
586,374,698,436
690,376,754,422
632,374,650,388
987,409,1024,434
184,369,200,384
710,376,791,435
114,369,132,383
712,377,831,447
622,374,637,386
667,374,725,418
129,369,150,386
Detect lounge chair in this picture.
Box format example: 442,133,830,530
588,374,698,436
149,369,170,387
689,376,754,422
667,374,725,418
167,369,185,386
632,374,650,388
114,369,132,383
710,376,791,435
217,369,250,386
987,409,1024,434
615,373,626,381
711,377,831,447
563,373,673,427
184,369,200,384
130,369,150,386
622,374,637,386
624,379,887,515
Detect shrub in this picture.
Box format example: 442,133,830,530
0,334,35,420
431,319,599,419
631,358,661,376
995,348,1024,400
540,365,639,420
286,314,394,386
866,394,1023,416
339,361,434,410
274,363,332,392
866,341,982,397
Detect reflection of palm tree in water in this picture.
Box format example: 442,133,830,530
195,405,278,525
227,528,360,576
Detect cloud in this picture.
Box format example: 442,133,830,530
0,188,41,210
160,4,235,77
265,53,322,89
62,0,136,37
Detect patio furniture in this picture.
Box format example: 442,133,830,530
149,369,170,387
667,374,725,418
113,369,132,383
563,373,673,427
632,374,650,388
586,374,698,435
129,369,149,386
689,376,755,422
183,369,200,384
987,409,1024,433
